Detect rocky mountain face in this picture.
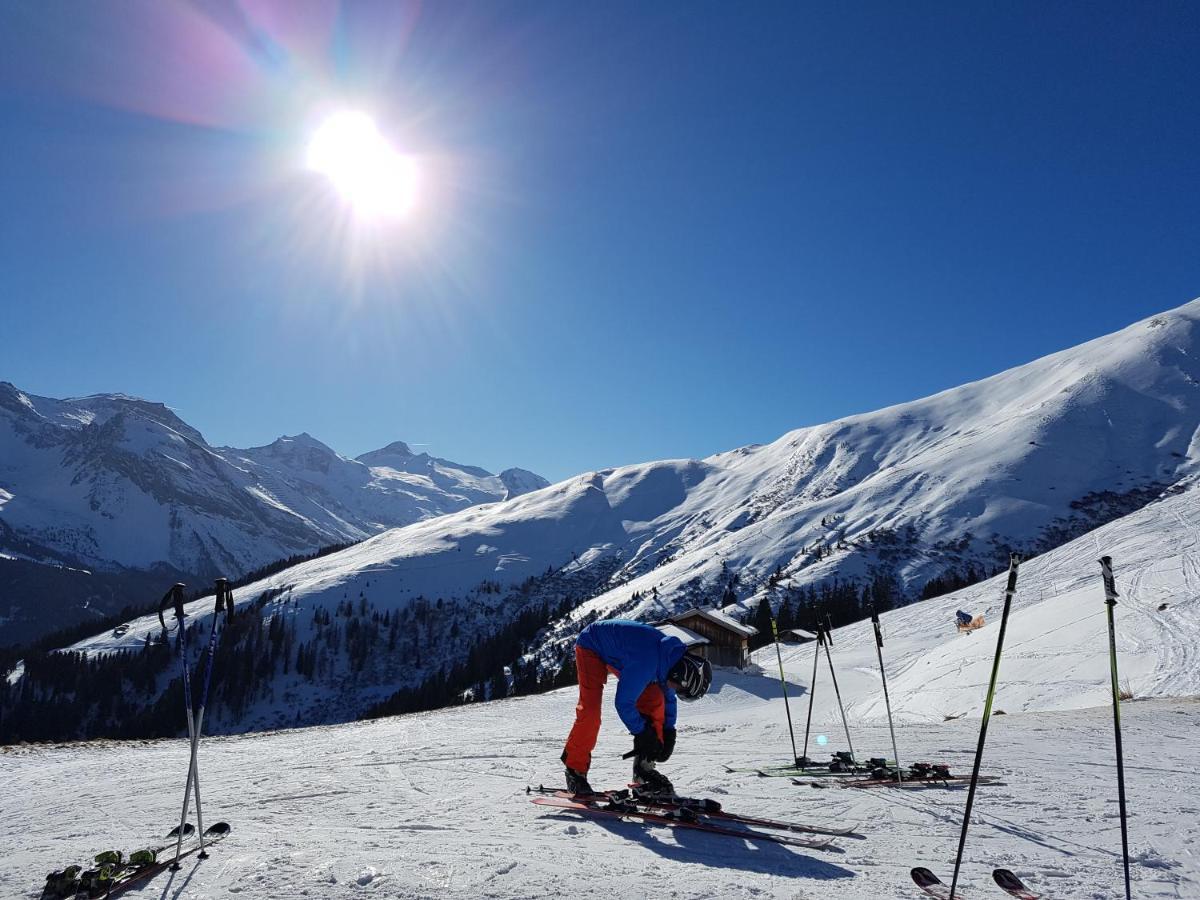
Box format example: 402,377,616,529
0,387,546,643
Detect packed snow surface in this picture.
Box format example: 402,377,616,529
3,687,1196,898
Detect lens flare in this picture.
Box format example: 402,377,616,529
306,111,417,221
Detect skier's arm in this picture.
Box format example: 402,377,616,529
663,685,678,730
613,665,653,734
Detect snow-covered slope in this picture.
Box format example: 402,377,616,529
62,456,1199,738
12,297,1198,736
116,298,1198,652
0,386,545,641
760,475,1200,730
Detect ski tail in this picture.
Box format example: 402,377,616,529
911,867,957,898
993,868,1041,899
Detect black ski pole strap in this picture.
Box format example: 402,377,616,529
870,608,884,649
214,578,232,620
1099,556,1119,607
158,583,187,630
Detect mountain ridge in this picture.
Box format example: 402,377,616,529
0,386,547,642
11,297,1195,739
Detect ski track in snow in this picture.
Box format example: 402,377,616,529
3,687,1197,899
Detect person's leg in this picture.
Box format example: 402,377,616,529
563,647,608,773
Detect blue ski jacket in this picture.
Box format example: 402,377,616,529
576,619,687,735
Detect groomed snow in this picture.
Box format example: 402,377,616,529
2,682,1195,898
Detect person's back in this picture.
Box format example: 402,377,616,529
561,618,712,796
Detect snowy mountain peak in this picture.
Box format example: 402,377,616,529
0,387,546,642
365,440,414,459
500,468,552,500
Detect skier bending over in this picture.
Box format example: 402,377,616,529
561,618,712,796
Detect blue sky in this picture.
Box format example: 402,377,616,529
2,2,1198,482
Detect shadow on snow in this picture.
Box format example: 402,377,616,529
539,813,856,880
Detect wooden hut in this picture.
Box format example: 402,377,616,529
660,607,757,668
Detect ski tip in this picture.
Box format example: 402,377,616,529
911,866,944,887
205,822,231,836
992,868,1024,888
167,823,195,838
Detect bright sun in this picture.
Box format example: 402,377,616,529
306,111,417,221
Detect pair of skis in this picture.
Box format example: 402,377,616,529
527,785,858,848
102,823,231,898
796,773,997,789
42,823,230,899
912,866,1041,899
724,752,899,778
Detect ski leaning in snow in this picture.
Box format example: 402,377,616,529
530,796,835,849
992,868,1042,899
526,785,862,836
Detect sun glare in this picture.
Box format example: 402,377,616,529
306,111,417,221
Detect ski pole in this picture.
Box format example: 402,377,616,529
821,624,855,763
799,627,822,767
172,580,232,868
870,607,902,783
768,614,799,765
949,553,1020,899
1099,556,1131,900
160,584,196,869
176,578,232,865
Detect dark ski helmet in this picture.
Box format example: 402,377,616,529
668,653,712,701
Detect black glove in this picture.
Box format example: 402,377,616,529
658,727,676,762
632,725,663,761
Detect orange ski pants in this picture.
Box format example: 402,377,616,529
562,645,665,774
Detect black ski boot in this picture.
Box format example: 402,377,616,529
564,767,594,797
632,757,674,796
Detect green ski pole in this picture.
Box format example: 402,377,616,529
769,615,799,766
870,607,902,783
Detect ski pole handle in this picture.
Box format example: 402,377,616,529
158,583,187,630
1099,556,1119,606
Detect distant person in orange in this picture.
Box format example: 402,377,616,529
561,619,712,796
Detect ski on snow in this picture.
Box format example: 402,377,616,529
527,785,861,837
796,774,999,789
96,823,229,899
992,868,1042,899
42,824,200,899
530,796,835,849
